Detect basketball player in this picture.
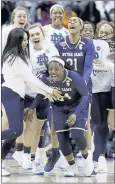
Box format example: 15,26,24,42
81,21,110,153
44,17,95,174
26,56,95,177
91,22,113,173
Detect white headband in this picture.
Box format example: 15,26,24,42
50,4,64,14
49,57,65,67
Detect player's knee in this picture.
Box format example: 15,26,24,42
71,129,84,141
13,126,23,137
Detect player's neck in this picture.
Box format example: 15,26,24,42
34,43,43,51
69,34,80,44
51,24,63,30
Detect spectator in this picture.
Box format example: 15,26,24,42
80,1,101,24
63,4,77,28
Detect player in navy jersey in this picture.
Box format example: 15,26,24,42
45,17,95,173
26,56,95,177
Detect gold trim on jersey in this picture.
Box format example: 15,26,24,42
65,36,85,49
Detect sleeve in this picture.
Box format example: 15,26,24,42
19,61,53,95
2,27,8,53
83,40,95,84
55,42,62,56
72,72,89,116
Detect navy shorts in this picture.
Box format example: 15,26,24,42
36,99,49,120
52,106,88,133
24,95,49,120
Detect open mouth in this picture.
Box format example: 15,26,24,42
19,22,25,25
70,26,76,30
34,40,40,43
51,75,57,80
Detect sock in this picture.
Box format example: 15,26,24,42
16,143,23,151
23,146,31,154
81,148,88,159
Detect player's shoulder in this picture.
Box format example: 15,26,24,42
81,37,93,46
93,39,108,45
68,70,81,79
2,24,14,33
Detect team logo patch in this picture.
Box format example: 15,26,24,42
96,46,101,51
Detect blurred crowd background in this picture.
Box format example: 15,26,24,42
1,0,114,28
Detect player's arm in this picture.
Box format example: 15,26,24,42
28,75,50,109
72,72,89,116
83,40,95,84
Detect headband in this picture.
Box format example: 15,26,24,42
49,57,65,67
50,4,64,14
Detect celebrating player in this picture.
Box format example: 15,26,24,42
43,4,68,45
44,17,95,174
26,56,95,177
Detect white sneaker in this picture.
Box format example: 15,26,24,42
64,163,78,177
83,151,94,176
22,153,32,170
95,156,107,173
35,148,47,165
94,161,98,169
2,169,11,177
32,162,44,175
35,148,40,164
12,151,23,165
55,151,69,170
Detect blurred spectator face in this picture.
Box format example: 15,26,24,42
98,24,113,40
13,10,28,28
68,17,81,35
82,23,94,40
50,7,64,27
29,26,44,45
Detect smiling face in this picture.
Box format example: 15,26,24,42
13,9,28,28
97,24,113,40
29,26,44,46
68,17,81,35
49,61,64,81
82,23,94,40
50,6,64,28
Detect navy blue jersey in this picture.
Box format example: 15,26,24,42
55,36,95,84
32,70,88,116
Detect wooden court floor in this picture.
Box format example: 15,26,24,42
2,157,114,183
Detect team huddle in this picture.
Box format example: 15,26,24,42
1,4,114,178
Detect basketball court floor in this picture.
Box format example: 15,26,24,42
2,157,114,183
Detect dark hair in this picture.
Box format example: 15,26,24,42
2,28,30,67
83,21,96,34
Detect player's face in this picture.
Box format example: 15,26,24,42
49,62,64,81
29,27,44,45
13,10,27,28
22,33,28,50
82,24,94,40
68,17,81,35
50,7,64,27
98,24,113,40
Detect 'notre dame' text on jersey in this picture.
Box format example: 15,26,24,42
55,36,95,83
